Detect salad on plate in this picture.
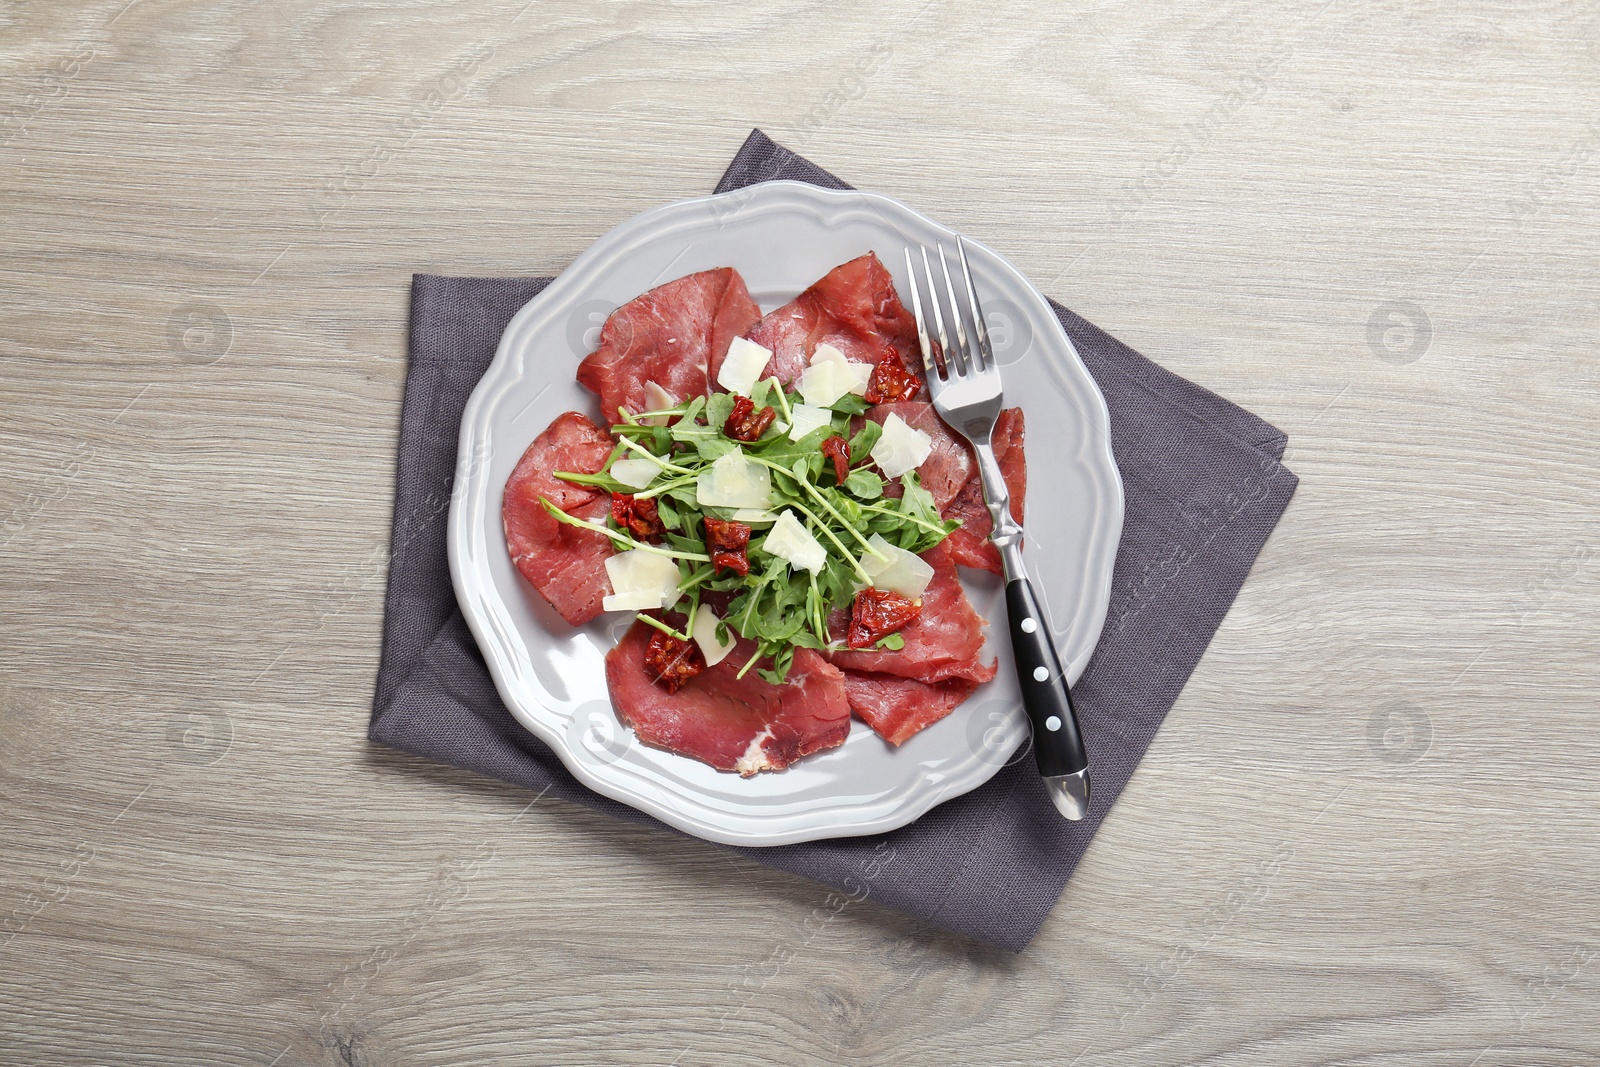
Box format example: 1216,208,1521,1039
502,253,1027,776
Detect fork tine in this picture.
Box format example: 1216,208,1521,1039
903,247,937,379
957,237,994,370
920,245,951,379
937,243,971,376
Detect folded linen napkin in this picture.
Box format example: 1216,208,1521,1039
369,130,1298,952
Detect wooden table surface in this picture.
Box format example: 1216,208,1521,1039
4,2,1597,1064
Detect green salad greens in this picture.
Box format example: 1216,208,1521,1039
544,378,956,685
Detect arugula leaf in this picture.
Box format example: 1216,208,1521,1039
756,644,797,686
894,474,960,550
829,492,864,529
539,498,709,560
664,484,700,512
874,633,906,651
655,495,681,531
665,531,706,556
552,470,631,493
842,468,883,499
705,392,738,432
847,419,882,461
695,436,740,464
748,377,780,413
816,554,857,610
749,431,827,469
670,420,715,447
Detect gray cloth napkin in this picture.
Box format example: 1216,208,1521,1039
370,130,1298,952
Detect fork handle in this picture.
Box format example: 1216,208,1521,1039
972,441,1091,795
1006,578,1089,779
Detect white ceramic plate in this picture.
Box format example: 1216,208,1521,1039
449,180,1122,847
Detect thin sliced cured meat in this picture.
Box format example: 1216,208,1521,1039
502,412,616,626
842,671,979,746
577,267,761,425
942,407,1027,574
941,484,994,575
866,402,972,511
721,252,921,387
606,621,852,775
828,541,997,685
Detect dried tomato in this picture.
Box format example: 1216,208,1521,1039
724,395,777,442
847,588,922,649
611,493,665,542
865,350,921,404
702,516,752,576
644,628,705,693
820,435,851,485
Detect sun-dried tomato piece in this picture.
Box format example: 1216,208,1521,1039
611,493,665,542
847,588,923,649
644,628,705,693
702,516,752,576
820,435,851,485
724,395,777,442
865,350,921,404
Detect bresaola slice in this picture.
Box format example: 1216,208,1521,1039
719,252,921,388
606,620,852,776
840,672,980,747
941,407,1027,574
502,412,616,625
828,542,997,686
577,267,761,424
832,540,997,746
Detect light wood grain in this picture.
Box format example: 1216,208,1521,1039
3,1,1598,1064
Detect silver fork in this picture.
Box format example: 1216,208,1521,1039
905,240,1091,821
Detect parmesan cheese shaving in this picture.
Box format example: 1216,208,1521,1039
811,343,874,395
869,412,933,479
602,550,682,613
797,343,874,406
858,533,935,599
785,402,835,441
691,608,737,667
696,451,772,510
716,337,773,397
762,510,827,573
640,381,678,426
610,454,664,490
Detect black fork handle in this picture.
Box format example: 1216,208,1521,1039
1006,578,1089,778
